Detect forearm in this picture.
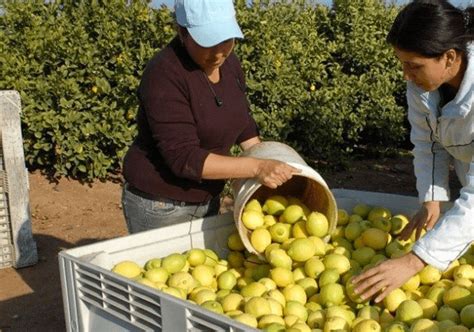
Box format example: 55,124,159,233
201,153,260,180
414,162,474,270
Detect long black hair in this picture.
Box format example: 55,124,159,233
387,0,474,57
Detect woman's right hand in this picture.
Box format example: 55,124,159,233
255,159,300,189
399,200,441,241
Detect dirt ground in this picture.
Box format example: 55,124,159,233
0,153,462,331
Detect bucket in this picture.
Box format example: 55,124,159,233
232,141,338,257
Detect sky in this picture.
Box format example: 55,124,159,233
152,0,473,8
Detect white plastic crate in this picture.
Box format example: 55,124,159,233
60,189,439,332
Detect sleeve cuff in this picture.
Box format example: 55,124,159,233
412,243,450,271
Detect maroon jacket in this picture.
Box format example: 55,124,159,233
123,38,258,203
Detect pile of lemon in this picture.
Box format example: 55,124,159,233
112,195,474,332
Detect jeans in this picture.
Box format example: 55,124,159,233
121,183,220,234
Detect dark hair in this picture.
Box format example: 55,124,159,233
387,0,474,57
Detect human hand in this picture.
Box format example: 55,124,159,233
255,159,300,189
351,252,426,303
398,201,441,241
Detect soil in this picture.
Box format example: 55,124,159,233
0,153,462,332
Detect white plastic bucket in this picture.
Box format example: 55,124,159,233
232,141,338,256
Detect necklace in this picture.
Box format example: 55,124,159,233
202,71,223,107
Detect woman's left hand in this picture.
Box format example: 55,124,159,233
351,252,426,303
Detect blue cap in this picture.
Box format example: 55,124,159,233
175,0,244,48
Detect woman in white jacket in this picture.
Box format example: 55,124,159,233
353,0,474,302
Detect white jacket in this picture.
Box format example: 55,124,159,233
409,46,474,271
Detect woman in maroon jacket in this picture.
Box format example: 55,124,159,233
122,0,298,233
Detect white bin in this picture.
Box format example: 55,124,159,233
59,189,431,332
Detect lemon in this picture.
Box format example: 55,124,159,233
264,215,278,227
112,260,142,279
292,322,312,332
263,196,288,216
306,211,329,237
353,319,381,332
410,318,438,332
337,209,350,225
245,297,271,318
345,279,365,304
384,322,409,332
241,281,267,297
263,322,286,332
144,258,161,271
436,304,460,323
292,220,309,238
344,222,363,241
383,288,407,312
282,284,307,305
269,248,293,269
162,286,186,299
221,293,244,312
307,309,326,329
186,248,206,266
217,270,236,290
390,214,409,235
417,298,438,319
438,320,456,332
234,313,258,328
267,297,284,316
367,206,392,223
426,286,446,307
269,223,291,243
319,268,340,287
453,264,474,280
322,253,351,274
352,204,371,218
419,265,442,285
443,285,474,311
193,289,217,305
283,205,305,224
167,271,195,294
192,264,215,287
258,314,285,329
323,316,349,332
460,304,474,328
361,228,389,250
296,277,318,298
250,227,272,253
319,283,345,307
352,247,376,266
201,300,224,314
244,198,262,213
402,274,421,291
259,277,277,291
265,243,281,261
395,300,423,324
357,305,380,320
227,232,246,251
265,289,286,308
284,301,308,322
144,267,169,283
372,217,392,233
308,236,327,256
270,267,294,288
304,257,325,278
241,210,265,230
287,238,316,262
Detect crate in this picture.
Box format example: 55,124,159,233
0,90,37,268
59,189,434,332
